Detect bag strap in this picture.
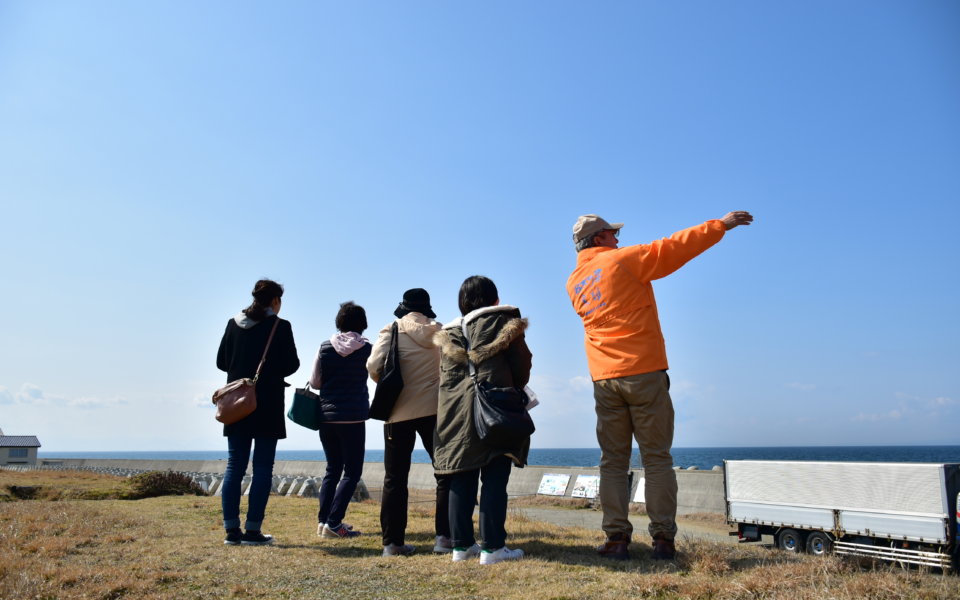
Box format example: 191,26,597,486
389,320,400,354
252,318,281,383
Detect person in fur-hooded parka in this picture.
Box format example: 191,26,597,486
433,276,533,561
432,306,532,475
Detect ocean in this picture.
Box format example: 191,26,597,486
39,446,960,471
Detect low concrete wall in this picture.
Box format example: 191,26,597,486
41,458,726,514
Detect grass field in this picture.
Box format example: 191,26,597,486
2,469,959,599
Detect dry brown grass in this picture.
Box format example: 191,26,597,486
677,511,729,527
1,470,959,599
510,495,595,510
0,469,129,501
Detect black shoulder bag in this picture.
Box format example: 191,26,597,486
461,319,535,448
369,321,404,421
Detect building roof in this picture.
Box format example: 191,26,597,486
0,436,41,448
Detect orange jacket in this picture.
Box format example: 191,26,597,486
566,220,726,381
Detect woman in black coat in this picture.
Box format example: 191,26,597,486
216,279,300,546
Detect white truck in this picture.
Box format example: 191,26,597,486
724,460,960,570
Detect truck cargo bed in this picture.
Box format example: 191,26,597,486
725,460,960,544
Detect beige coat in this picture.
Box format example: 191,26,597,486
367,312,442,424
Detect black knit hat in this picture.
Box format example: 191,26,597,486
394,288,436,319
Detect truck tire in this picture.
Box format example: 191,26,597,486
806,531,833,556
777,528,804,553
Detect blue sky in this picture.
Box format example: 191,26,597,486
1,1,957,452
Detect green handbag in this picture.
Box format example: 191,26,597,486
287,383,323,430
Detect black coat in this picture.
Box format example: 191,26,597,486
217,314,300,439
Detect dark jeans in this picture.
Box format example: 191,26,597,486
222,436,278,531
380,414,451,546
448,455,512,551
317,422,365,528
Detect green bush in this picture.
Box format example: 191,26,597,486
125,471,206,499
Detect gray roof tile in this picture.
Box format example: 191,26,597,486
0,436,41,447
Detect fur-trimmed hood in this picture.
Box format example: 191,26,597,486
434,305,528,366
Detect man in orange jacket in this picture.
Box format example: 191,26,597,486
566,211,753,560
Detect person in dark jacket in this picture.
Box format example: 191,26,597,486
433,276,532,565
216,279,300,546
310,301,372,539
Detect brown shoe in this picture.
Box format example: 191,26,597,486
651,534,676,560
597,532,630,560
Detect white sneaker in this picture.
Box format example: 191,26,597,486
451,543,482,562
434,535,454,554
479,546,524,565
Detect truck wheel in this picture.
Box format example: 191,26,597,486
777,528,804,553
806,531,833,556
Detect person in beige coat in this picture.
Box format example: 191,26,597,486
367,288,452,557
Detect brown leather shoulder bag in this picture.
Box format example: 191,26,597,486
213,318,281,425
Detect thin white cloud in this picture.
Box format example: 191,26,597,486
3,383,126,410
12,383,61,405
852,409,906,422
68,396,128,409
193,392,211,408
568,375,592,392
16,383,48,403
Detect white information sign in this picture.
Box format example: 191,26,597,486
571,474,600,499
537,473,571,496
632,477,646,503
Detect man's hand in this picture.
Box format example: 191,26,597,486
720,211,753,230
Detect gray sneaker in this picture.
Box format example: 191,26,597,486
382,543,416,557
433,535,454,554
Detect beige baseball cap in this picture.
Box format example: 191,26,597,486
572,214,623,242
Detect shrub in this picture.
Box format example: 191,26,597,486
125,471,205,499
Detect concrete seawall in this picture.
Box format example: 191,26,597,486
39,458,726,515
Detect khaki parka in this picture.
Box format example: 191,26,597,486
432,305,532,475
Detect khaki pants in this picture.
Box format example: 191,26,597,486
594,371,677,541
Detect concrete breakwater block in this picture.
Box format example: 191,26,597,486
28,459,727,514
297,478,318,498
286,477,304,497
352,480,369,501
